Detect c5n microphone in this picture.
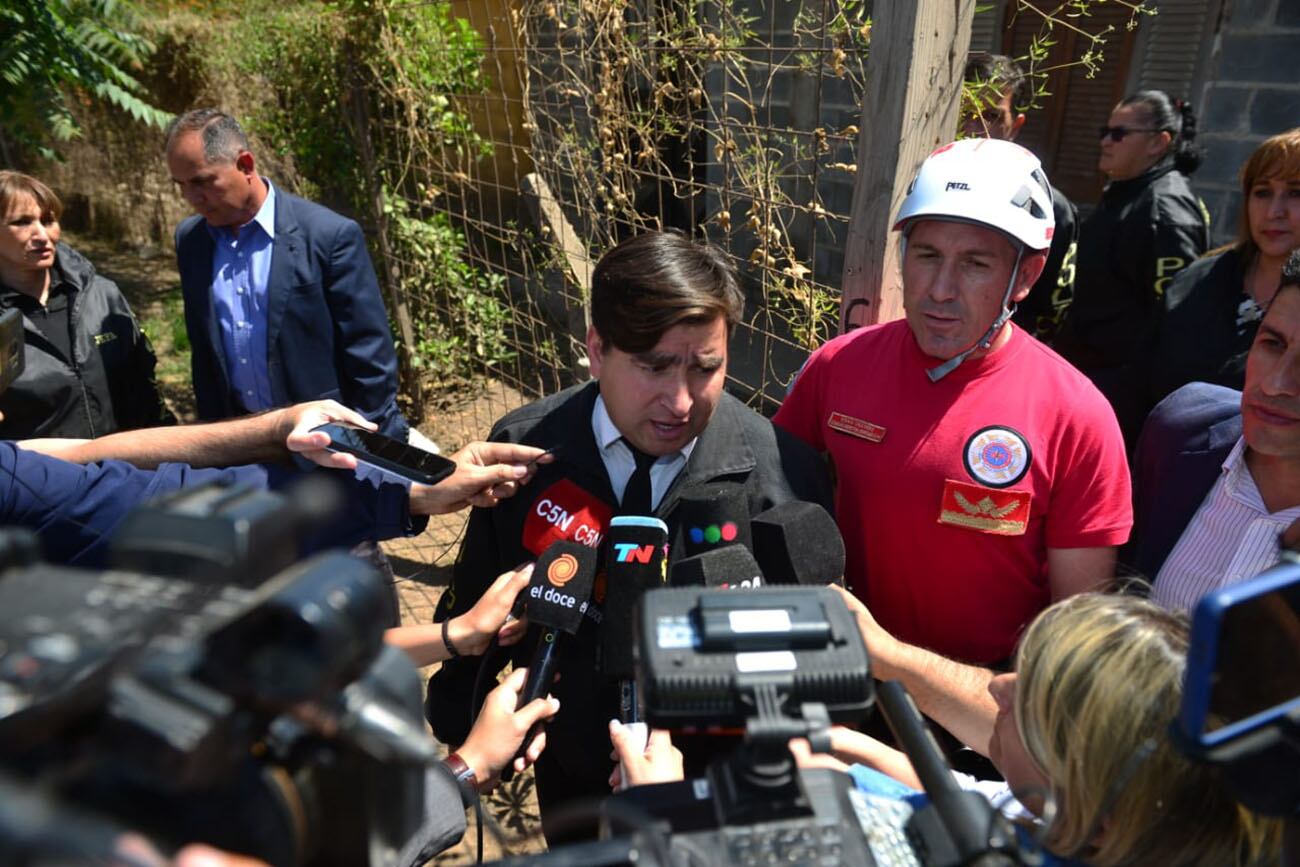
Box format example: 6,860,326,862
520,477,614,557
675,481,752,558
751,500,845,586
669,543,764,589
601,516,668,788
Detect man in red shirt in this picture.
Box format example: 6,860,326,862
775,139,1131,671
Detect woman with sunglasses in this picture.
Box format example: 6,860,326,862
791,592,1282,866
1055,91,1210,448
1150,128,1300,402
0,171,172,438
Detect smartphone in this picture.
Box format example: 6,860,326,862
1178,561,1300,752
0,308,26,396
311,423,456,487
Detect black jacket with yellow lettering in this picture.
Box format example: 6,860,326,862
0,243,172,438
424,381,833,813
1055,158,1210,371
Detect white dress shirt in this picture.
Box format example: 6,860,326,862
591,394,695,511
1153,438,1300,611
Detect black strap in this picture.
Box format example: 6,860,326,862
620,443,657,515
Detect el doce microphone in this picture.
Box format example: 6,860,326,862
502,539,597,782
751,500,846,586
601,515,669,788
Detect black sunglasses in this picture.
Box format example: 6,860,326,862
1098,125,1162,143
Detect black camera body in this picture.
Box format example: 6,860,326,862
0,483,432,867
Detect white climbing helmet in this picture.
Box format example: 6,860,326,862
893,138,1055,251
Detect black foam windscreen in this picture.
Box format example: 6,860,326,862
675,481,753,558
751,501,845,586
668,544,764,590
526,539,598,634
600,516,669,681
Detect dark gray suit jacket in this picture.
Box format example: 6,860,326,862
1126,382,1241,580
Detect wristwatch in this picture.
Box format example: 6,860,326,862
443,751,479,807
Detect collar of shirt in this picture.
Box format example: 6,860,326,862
1223,437,1268,512
205,178,277,245
591,393,696,511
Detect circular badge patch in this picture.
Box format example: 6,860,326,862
963,426,1031,488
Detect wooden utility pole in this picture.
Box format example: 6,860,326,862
840,1,975,331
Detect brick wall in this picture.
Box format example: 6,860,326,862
1195,0,1300,245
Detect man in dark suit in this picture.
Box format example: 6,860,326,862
164,109,408,440
1129,249,1300,608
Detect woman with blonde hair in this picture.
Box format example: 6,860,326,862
799,593,1281,866
0,170,171,437
1152,127,1300,401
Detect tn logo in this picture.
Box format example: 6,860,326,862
944,181,971,191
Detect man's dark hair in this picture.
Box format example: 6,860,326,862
590,230,743,354
1282,248,1300,291
163,108,249,164
964,53,1030,110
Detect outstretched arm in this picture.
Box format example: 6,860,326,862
833,587,999,755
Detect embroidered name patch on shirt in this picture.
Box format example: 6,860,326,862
938,479,1031,536
828,411,886,443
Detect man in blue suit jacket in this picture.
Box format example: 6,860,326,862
1128,250,1300,609
165,109,408,440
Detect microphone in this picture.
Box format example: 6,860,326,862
674,481,753,558
876,680,1017,865
601,516,669,789
520,478,615,557
751,501,845,585
519,539,598,705
669,544,764,589
501,539,598,782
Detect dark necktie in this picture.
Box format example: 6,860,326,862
621,444,657,515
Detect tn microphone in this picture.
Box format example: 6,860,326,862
601,515,669,789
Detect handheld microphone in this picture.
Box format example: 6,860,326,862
501,539,597,782
601,516,669,789
520,478,614,557
519,539,598,705
669,544,764,589
876,680,1017,866
751,500,845,585
675,482,752,558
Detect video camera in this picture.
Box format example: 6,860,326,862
490,585,1027,867
0,481,437,867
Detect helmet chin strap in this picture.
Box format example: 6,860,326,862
925,246,1024,383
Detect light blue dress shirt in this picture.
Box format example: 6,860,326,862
207,180,276,412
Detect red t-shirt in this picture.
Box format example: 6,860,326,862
774,321,1131,663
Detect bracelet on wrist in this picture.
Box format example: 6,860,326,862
441,616,460,659
443,751,480,807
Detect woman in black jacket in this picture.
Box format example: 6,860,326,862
0,171,172,438
1056,91,1210,448
1151,127,1300,400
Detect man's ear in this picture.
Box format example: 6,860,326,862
1010,113,1027,138
585,325,604,379
235,150,257,177
1012,251,1048,304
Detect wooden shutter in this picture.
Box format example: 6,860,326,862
1001,5,1139,204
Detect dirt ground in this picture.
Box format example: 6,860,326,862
65,233,544,863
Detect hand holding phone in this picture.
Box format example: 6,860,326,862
311,423,456,486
